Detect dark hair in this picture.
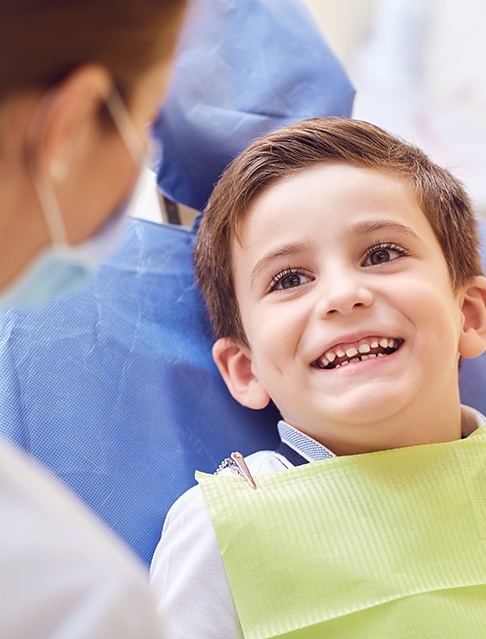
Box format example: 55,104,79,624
0,0,186,101
195,117,483,344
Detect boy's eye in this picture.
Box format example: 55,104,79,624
269,268,311,291
363,243,408,266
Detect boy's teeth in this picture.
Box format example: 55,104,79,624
316,336,402,370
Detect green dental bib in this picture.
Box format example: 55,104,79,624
197,428,486,638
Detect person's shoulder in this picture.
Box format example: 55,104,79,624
163,449,292,531
151,468,243,637
151,449,293,639
0,440,162,638
162,480,206,529
244,449,294,474
208,449,293,485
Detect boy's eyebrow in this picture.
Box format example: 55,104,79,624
345,219,421,242
250,241,311,284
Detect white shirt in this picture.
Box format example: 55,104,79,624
150,407,485,639
0,439,163,639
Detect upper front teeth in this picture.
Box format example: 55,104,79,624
317,337,399,369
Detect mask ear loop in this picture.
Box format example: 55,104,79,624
25,91,70,248
26,86,144,251
104,88,144,163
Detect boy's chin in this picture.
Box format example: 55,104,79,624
321,386,408,424
306,396,415,444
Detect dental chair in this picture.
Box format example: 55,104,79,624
0,0,355,564
2,0,484,567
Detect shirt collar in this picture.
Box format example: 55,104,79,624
461,404,486,436
277,421,335,463
278,405,486,464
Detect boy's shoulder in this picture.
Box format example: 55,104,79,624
163,450,291,529
151,449,292,639
221,449,294,477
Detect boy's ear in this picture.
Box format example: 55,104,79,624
459,276,486,358
212,338,271,410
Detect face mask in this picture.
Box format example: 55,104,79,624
0,89,144,310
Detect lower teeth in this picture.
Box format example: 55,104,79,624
334,352,380,369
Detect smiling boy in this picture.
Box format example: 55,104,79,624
150,118,486,638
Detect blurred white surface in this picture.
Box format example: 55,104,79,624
304,0,486,215
127,167,164,224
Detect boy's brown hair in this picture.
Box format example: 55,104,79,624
194,117,483,345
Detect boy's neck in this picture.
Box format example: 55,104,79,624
288,400,465,457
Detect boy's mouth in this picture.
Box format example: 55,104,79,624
313,336,404,370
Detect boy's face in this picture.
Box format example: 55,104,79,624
214,164,486,455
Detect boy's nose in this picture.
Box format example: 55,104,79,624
315,272,374,318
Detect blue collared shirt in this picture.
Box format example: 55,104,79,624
277,421,335,464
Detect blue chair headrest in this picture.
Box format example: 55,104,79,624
154,0,355,211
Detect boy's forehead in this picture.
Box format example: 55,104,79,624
236,163,422,238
